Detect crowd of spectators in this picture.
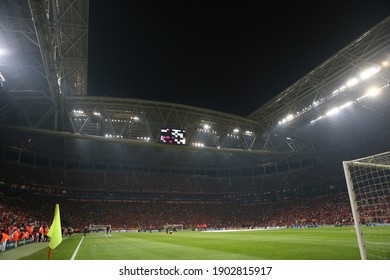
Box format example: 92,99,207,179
1,186,353,232
1,142,389,234
0,158,357,233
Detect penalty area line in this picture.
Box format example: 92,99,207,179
70,236,84,260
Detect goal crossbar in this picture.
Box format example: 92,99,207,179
346,161,390,170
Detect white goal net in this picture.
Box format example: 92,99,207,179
343,151,390,259
163,224,183,232
89,224,109,232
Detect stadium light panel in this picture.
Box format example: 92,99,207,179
72,110,86,117
364,86,381,98
286,114,294,121
279,56,388,128
359,66,380,80
310,83,385,125
192,142,205,147
346,77,359,88
326,107,340,117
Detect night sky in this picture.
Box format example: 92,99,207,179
87,1,390,117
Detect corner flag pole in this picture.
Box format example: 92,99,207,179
47,204,63,260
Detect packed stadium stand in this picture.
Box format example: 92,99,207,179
1,1,390,237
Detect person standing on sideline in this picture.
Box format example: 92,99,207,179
1,228,12,251
105,224,111,237
12,227,20,241
83,225,89,237
38,225,44,242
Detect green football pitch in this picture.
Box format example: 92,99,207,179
1,226,389,260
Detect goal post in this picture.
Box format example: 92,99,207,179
89,224,109,232
342,151,390,260
163,224,183,232
343,160,367,260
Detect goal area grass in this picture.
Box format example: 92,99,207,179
1,226,389,260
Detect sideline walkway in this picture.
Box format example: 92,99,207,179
0,242,49,260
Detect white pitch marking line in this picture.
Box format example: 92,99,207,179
70,236,84,260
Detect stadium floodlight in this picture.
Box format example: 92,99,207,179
359,66,380,80
192,142,204,147
72,110,86,117
326,101,354,116
346,77,359,88
343,151,390,260
364,86,381,98
311,83,385,124
281,57,389,128
325,107,340,117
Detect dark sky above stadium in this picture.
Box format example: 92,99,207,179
87,1,390,117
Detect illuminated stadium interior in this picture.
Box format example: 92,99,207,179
0,1,390,177
2,2,390,265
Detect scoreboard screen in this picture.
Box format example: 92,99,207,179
160,128,186,145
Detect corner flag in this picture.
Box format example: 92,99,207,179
47,204,62,250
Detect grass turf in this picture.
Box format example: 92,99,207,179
3,226,388,260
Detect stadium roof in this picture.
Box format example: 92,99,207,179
0,1,389,174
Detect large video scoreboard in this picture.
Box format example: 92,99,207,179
160,128,186,145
